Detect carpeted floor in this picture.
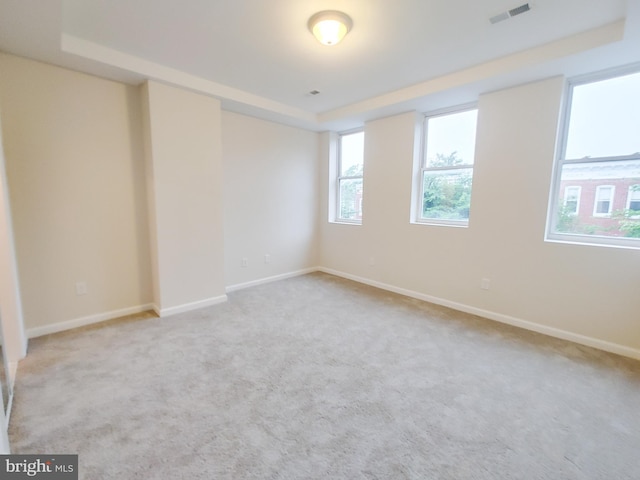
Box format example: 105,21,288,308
9,272,640,479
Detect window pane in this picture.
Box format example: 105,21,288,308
339,178,363,220
340,131,364,176
425,110,477,167
422,168,473,221
565,71,640,159
554,160,640,237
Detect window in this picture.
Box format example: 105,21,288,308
337,130,364,222
547,66,640,247
563,186,581,215
593,186,614,216
418,106,478,226
627,185,640,217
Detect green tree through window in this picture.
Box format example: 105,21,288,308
337,130,364,222
419,107,477,225
422,152,473,220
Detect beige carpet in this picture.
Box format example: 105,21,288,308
9,272,640,479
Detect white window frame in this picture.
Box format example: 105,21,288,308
563,186,581,215
627,185,640,218
416,103,478,227
593,185,614,217
546,64,640,249
336,128,364,224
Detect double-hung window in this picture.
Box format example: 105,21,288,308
336,130,364,223
563,186,581,215
418,106,478,226
593,186,614,217
627,185,640,217
547,66,640,247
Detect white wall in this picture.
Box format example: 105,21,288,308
320,77,640,356
0,53,152,333
141,80,226,314
222,111,319,288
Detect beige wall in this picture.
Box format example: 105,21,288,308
141,80,225,313
0,53,152,332
1,52,638,357
320,77,640,355
0,109,27,362
222,111,319,287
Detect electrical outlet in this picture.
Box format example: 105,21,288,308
264,254,271,264
75,281,87,295
481,278,491,290
369,257,375,266
241,258,248,267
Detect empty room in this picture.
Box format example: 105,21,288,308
0,0,639,478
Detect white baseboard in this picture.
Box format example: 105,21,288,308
26,304,155,339
158,294,227,317
226,267,318,293
21,267,640,361
318,267,640,361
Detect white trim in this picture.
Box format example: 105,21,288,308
413,218,469,228
423,102,478,120
26,304,155,339
317,267,640,361
158,295,227,317
331,220,363,226
546,233,640,250
150,304,161,317
226,267,318,293
20,267,640,361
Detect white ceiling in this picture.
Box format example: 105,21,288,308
1,0,639,131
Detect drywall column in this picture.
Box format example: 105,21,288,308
0,112,27,362
141,81,226,316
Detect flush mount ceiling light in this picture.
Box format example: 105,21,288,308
308,10,353,46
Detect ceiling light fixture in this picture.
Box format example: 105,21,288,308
308,10,352,46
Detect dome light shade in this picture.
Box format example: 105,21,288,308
308,11,352,46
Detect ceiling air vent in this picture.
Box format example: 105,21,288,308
490,3,531,24
509,3,531,17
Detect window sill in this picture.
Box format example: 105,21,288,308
545,233,640,250
411,219,469,228
330,220,362,226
